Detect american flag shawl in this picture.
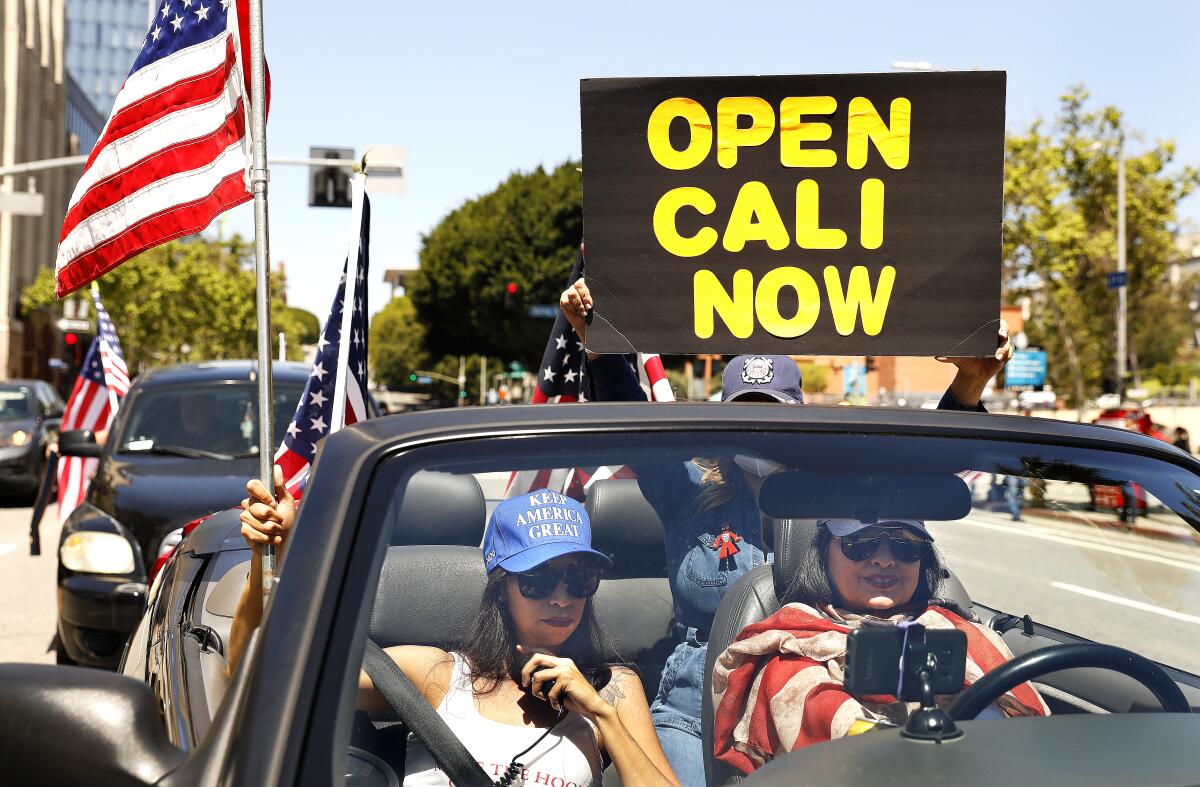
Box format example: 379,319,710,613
711,602,1049,774
57,295,130,523
54,0,267,297
505,247,672,498
274,177,371,496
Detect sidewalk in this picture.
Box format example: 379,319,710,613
1021,506,1200,546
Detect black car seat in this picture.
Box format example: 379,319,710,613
701,519,974,785
386,470,486,547
584,479,675,695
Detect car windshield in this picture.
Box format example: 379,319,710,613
0,386,34,422
116,381,305,457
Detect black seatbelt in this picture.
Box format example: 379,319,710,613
361,639,492,787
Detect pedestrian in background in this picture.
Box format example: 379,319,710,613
1005,474,1025,522
1173,427,1191,454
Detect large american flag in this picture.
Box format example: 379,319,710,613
274,181,371,495
54,0,264,297
57,299,129,523
506,247,672,498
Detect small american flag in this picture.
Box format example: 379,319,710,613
57,317,129,523
274,180,371,495
54,0,265,297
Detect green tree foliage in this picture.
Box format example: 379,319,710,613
369,295,428,388
408,162,582,363
21,236,306,371
1004,86,1199,406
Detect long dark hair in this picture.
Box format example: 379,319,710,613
458,567,627,696
784,524,944,612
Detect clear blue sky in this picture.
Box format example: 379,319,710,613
216,0,1200,320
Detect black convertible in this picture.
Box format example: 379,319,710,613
6,402,1200,786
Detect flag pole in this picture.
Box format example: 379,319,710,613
246,0,276,598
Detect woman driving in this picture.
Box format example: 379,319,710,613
711,518,1048,774
229,475,679,787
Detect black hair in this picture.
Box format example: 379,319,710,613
784,524,944,613
458,566,628,696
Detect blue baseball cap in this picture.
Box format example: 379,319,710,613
722,355,804,404
482,489,612,574
821,519,934,541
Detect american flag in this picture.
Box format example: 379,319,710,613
274,180,371,495
506,247,673,498
54,0,264,297
57,316,129,523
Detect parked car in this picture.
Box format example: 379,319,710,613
0,379,63,498
52,361,312,668
5,403,1200,785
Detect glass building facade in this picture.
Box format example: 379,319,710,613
65,0,156,116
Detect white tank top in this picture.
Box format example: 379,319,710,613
402,652,603,787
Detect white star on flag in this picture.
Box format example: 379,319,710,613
170,14,183,30
308,389,327,407
150,26,161,40
310,415,327,433
543,367,556,382
287,422,301,439
564,369,577,383
195,3,208,20
160,2,169,18
555,334,568,350
316,334,329,353
311,362,327,381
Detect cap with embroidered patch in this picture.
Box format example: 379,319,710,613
722,355,804,404
482,488,612,573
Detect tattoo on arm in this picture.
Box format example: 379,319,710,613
600,673,627,707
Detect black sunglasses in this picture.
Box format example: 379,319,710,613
515,562,604,600
837,528,928,564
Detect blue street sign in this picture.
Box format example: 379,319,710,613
843,364,866,397
1006,349,1048,388
1107,271,1128,289
416,376,433,385
527,304,558,319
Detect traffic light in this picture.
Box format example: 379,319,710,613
308,147,354,208
865,356,877,373
504,281,519,309
64,332,78,346
409,373,417,382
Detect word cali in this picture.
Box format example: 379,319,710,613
646,95,909,339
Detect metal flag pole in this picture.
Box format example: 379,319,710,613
246,0,276,598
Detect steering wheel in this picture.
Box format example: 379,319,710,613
948,643,1191,720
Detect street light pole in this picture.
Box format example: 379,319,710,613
1116,133,1127,397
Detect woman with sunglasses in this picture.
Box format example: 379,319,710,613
711,518,1048,774
229,477,678,787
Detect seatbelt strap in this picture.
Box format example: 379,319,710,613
361,639,492,787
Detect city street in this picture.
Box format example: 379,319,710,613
0,501,60,665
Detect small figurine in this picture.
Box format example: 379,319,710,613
711,524,743,571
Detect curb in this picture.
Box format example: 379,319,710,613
1023,507,1200,546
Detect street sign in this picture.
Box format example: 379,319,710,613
527,304,558,319
1006,349,1047,388
55,318,90,332
416,376,433,385
1107,271,1128,289
0,191,44,216
47,358,67,370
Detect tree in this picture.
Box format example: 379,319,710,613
369,295,428,388
1004,86,1200,407
21,236,307,371
408,161,582,364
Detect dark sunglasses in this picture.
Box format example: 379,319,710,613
515,562,604,600
837,527,928,564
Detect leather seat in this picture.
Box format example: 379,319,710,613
701,519,973,785
385,470,486,547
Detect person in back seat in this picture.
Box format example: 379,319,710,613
560,277,1013,787
711,518,1048,773
229,475,679,787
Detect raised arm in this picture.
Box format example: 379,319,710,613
936,319,1014,411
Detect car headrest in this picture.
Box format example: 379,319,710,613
387,471,486,547
370,545,487,648
585,479,667,579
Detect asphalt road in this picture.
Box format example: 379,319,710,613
0,500,60,665
3,489,1200,679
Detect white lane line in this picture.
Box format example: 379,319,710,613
948,517,1200,573
0,544,15,557
962,509,1200,563
1049,582,1200,625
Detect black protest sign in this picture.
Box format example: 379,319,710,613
580,72,1005,356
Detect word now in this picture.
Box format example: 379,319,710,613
694,265,895,339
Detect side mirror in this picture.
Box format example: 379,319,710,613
0,663,184,785
59,429,102,458
46,407,64,420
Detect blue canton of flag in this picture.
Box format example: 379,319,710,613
275,187,371,494
533,248,586,403
92,292,131,399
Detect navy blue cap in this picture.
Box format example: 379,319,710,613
821,519,934,541
482,489,612,573
722,355,804,404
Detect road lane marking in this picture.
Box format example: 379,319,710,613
0,544,15,557
1049,582,1200,625
947,517,1200,573
971,511,1200,564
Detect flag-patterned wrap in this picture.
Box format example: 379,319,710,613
54,0,266,297
274,185,371,495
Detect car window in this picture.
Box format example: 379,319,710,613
116,382,305,456
0,385,34,421
35,384,61,415
320,427,1200,786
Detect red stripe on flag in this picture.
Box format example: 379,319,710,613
531,387,549,404
643,354,667,384
82,37,237,171
62,99,247,239
56,172,250,297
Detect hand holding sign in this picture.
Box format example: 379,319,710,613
559,278,593,342
939,319,1013,408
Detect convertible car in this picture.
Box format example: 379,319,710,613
3,402,1200,786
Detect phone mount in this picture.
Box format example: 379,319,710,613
900,666,963,742
896,623,964,742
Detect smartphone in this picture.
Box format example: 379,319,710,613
845,626,967,701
